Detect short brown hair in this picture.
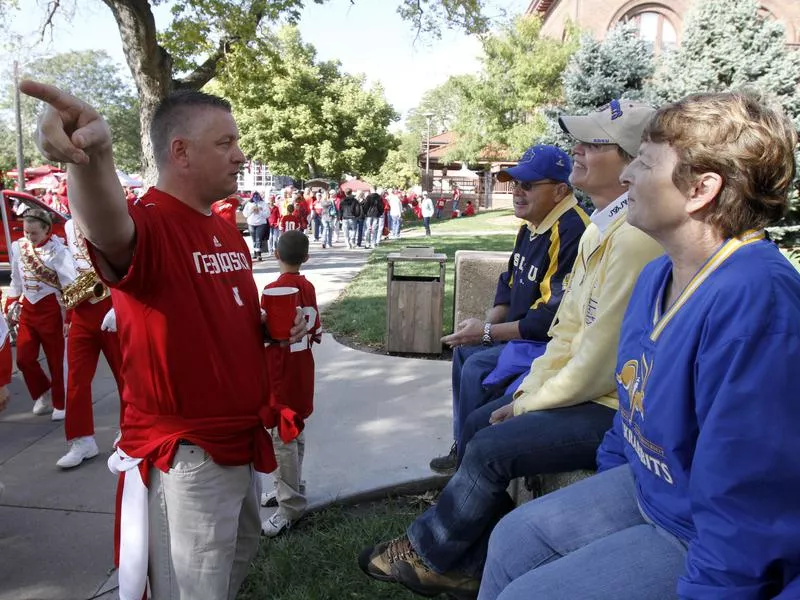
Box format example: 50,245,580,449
24,209,52,231
643,91,797,238
277,230,309,266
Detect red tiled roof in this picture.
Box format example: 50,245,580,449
526,0,557,16
429,131,456,145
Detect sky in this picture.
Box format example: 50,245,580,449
4,0,530,124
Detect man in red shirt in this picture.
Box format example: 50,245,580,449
211,195,239,230
23,81,307,600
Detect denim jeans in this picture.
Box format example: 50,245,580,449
322,220,333,247
423,216,431,235
343,218,357,248
407,396,616,578
390,214,401,238
375,215,385,246
451,344,507,448
479,465,687,600
268,226,280,253
364,216,379,246
312,215,322,241
248,223,267,254
356,217,365,246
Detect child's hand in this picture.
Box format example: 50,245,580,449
287,307,308,345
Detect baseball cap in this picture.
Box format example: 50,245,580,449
496,145,572,184
558,99,656,157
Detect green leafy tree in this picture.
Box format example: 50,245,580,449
446,15,577,161
2,50,141,173
366,133,420,189
6,0,491,182
216,26,398,179
649,0,800,240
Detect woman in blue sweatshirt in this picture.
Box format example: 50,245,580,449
479,92,800,600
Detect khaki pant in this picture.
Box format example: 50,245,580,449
148,445,261,600
271,429,307,521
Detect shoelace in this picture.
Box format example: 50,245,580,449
385,537,430,572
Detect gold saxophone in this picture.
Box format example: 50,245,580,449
62,270,110,310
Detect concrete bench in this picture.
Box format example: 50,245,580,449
452,250,595,505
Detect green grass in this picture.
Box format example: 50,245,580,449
323,231,516,349
403,208,519,235
238,497,429,600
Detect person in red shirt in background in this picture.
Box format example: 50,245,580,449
463,199,476,217
294,193,310,232
22,81,308,600
211,195,239,230
435,194,446,219
267,194,282,254
281,203,301,233
260,230,321,537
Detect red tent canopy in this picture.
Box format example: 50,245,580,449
339,179,372,193
7,165,65,179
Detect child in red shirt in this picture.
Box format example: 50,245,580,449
280,204,301,233
260,230,321,537
463,200,476,216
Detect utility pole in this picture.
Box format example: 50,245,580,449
13,61,25,192
422,112,434,192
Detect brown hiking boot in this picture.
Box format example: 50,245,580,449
358,535,479,599
429,442,458,475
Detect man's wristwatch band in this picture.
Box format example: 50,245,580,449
482,322,493,346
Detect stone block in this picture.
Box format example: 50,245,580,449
453,250,511,327
509,470,595,506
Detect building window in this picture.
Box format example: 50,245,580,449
623,10,678,54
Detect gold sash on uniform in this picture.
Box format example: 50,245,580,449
19,237,61,290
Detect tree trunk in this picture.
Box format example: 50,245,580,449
102,0,173,185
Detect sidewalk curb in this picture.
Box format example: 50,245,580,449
307,473,451,513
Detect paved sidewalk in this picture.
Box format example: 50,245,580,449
0,238,453,600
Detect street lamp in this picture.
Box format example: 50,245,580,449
421,112,434,191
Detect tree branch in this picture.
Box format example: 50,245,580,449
39,0,62,42
175,4,266,90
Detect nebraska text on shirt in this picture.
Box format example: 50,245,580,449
192,251,251,275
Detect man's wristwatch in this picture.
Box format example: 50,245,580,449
482,322,493,346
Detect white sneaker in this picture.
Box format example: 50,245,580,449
262,512,292,538
32,392,53,416
51,408,66,421
260,488,277,507
56,436,99,469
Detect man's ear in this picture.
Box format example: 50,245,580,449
302,255,309,264
687,172,723,215
170,137,190,168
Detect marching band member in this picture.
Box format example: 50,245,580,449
56,218,124,469
5,209,78,420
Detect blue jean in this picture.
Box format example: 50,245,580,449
407,396,616,577
312,215,322,240
451,344,507,448
479,465,688,600
356,218,365,246
248,223,267,254
390,214,401,238
268,226,280,253
423,216,431,235
322,220,333,247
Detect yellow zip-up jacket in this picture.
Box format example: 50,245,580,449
512,208,663,415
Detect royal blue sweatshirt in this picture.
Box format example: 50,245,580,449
494,196,587,341
597,233,800,599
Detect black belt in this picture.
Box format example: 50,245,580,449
177,439,195,446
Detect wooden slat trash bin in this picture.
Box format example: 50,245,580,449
386,247,448,354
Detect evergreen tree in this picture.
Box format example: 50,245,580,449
650,0,800,242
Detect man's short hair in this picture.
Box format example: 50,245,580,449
277,230,309,266
286,203,295,213
150,90,232,167
644,91,797,238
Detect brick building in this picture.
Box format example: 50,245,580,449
526,0,800,52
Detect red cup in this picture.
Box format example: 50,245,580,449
262,286,299,340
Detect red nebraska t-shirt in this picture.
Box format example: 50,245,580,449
89,188,275,472
280,213,301,232
262,272,320,419
211,197,239,230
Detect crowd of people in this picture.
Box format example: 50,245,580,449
229,184,474,258
7,71,800,600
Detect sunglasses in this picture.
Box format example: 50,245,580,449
512,180,558,192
